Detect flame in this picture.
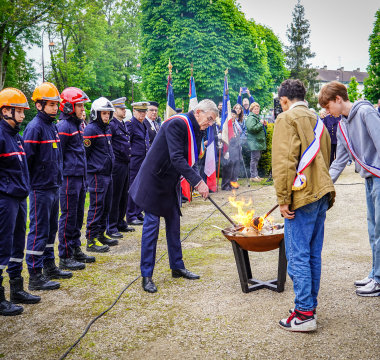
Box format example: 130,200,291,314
229,196,255,227
255,217,265,231
230,181,239,188
266,216,274,224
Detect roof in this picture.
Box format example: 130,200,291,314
316,68,368,83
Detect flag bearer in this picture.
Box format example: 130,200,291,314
84,97,116,251
24,83,72,291
106,97,135,238
0,88,40,316
57,87,95,267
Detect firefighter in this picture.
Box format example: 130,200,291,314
0,88,41,316
57,87,96,268
24,82,72,291
83,97,116,251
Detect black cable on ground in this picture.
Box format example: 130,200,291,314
59,184,269,360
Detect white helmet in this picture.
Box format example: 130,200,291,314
90,97,115,121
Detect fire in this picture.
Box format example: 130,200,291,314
229,196,255,227
230,181,239,188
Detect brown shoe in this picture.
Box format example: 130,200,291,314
250,177,261,182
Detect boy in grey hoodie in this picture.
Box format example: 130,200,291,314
319,81,380,297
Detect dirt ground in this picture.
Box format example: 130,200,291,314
1,165,379,359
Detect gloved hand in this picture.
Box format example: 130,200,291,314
217,133,222,140
224,152,229,160
218,142,223,149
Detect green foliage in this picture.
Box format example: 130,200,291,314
347,77,362,102
139,0,282,111
258,123,274,174
364,8,380,103
285,0,319,108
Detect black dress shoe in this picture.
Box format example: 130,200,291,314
172,268,200,280
28,274,60,291
142,277,157,293
44,261,73,279
118,225,135,232
107,231,123,239
72,246,96,263
59,257,86,271
10,277,41,304
128,219,144,226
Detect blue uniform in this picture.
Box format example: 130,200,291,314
0,121,29,281
126,116,150,222
107,117,131,234
57,113,87,258
83,120,115,239
23,111,63,275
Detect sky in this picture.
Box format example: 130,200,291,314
238,0,379,73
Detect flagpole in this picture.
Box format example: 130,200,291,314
217,147,221,192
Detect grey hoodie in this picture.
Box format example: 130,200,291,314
330,100,380,182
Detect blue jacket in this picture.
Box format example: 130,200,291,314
83,120,115,175
237,95,255,116
126,116,150,170
0,120,30,198
57,113,86,177
130,111,203,218
23,111,63,190
322,115,340,145
109,117,131,164
143,118,158,146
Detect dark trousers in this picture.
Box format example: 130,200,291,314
26,188,59,275
222,159,240,189
140,207,184,277
86,174,113,240
58,176,86,258
127,166,143,222
0,194,27,281
107,162,129,234
330,144,337,166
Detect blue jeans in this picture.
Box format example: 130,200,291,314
284,195,329,311
365,176,380,284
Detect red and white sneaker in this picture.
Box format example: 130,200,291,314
279,309,317,332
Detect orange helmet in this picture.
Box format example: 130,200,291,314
0,88,30,109
31,82,60,103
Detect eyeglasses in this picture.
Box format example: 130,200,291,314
201,110,216,123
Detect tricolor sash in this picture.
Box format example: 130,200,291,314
339,121,380,178
292,116,324,190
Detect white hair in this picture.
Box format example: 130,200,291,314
192,99,218,117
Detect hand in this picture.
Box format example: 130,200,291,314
263,120,267,126
196,180,209,199
246,89,250,96
224,152,229,160
260,119,264,124
204,140,208,146
217,133,222,140
279,204,295,219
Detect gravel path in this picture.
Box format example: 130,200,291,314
0,165,379,359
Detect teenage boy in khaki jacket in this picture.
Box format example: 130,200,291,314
272,79,335,332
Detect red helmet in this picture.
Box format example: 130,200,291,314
60,87,90,115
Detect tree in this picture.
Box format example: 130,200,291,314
364,8,380,103
347,76,361,102
139,0,278,111
0,0,59,90
285,0,319,108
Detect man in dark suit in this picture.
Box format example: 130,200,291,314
143,101,160,146
130,99,218,293
126,102,150,226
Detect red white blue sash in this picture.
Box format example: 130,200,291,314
292,116,324,190
164,114,198,168
339,121,380,178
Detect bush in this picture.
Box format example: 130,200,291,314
258,123,274,175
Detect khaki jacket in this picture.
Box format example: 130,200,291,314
272,103,335,211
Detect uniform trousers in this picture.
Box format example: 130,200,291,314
26,188,59,275
0,193,27,281
107,162,129,234
58,176,86,258
86,173,113,240
140,207,185,277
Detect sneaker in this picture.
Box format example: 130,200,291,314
250,177,261,183
86,238,110,253
289,308,317,321
356,279,380,297
354,276,372,287
98,233,119,246
279,310,317,332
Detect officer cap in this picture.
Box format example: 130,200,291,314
148,101,159,108
131,101,148,112
111,97,127,109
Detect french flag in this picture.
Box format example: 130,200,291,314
204,125,217,192
188,76,198,111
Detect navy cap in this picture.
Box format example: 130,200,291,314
111,97,127,109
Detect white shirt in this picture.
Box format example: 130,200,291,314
146,116,158,133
